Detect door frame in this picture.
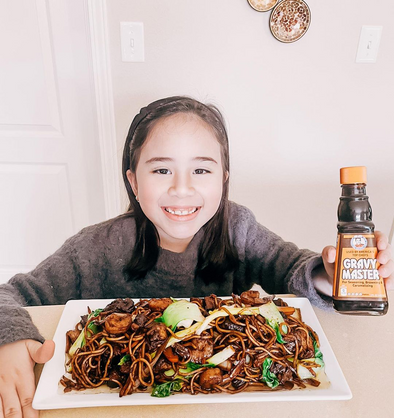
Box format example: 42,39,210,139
87,0,121,219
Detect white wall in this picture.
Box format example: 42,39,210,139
106,0,394,253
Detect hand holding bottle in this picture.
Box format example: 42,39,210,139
321,230,393,290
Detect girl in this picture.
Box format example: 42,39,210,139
0,96,393,417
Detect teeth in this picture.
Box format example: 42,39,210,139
165,207,198,215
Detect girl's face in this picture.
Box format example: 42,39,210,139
127,113,225,253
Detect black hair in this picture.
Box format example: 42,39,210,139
122,96,238,284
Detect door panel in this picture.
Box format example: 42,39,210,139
0,0,106,284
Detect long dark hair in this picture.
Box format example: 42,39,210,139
122,96,238,284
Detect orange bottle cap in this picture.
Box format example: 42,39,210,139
340,166,367,184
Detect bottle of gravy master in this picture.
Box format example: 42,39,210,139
332,166,388,315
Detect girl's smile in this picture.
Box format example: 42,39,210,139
162,206,200,219
127,113,225,253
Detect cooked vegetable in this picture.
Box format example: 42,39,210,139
68,328,86,357
151,379,183,397
206,345,235,366
163,347,179,363
68,315,102,357
259,302,287,343
297,359,323,380
196,306,260,335
166,321,201,348
196,301,286,342
258,302,284,325
156,300,204,331
313,339,325,367
118,354,131,366
261,358,279,389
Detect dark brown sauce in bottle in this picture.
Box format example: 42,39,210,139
332,166,388,315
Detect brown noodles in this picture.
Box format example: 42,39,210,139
60,294,323,397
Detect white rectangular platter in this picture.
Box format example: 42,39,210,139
33,297,352,410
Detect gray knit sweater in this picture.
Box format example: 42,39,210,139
0,202,332,347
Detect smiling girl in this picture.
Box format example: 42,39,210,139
0,96,393,418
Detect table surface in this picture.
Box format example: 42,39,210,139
28,292,394,418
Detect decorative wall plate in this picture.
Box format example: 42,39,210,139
247,0,278,12
269,0,311,43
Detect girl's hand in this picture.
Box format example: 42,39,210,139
0,339,55,418
322,230,394,289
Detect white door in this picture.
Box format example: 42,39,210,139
0,0,107,284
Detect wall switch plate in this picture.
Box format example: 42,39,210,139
120,22,144,62
356,26,382,63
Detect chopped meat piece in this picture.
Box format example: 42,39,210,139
119,361,131,375
270,362,294,384
80,314,88,327
203,295,222,311
153,357,172,374
292,329,314,359
284,340,296,353
240,290,273,306
173,343,190,359
146,323,168,352
65,329,81,353
199,367,223,390
303,378,320,387
220,317,245,333
106,369,125,388
204,296,216,311
148,298,173,312
253,353,267,369
231,293,243,306
232,378,246,389
112,344,122,357
131,313,149,331
228,357,245,379
189,337,214,363
103,298,135,314
273,298,288,307
190,297,203,306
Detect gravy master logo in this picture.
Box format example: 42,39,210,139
351,235,368,250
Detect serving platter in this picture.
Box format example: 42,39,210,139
33,297,351,410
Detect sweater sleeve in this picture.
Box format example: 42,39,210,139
230,203,332,311
0,233,84,347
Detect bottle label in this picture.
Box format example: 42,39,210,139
333,233,387,300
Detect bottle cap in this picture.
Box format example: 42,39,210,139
340,166,367,184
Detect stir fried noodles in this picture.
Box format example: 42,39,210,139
60,292,326,397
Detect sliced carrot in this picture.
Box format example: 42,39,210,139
277,307,296,316
164,346,179,363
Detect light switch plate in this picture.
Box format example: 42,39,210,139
120,22,144,62
356,26,382,63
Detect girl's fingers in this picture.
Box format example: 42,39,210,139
16,369,38,418
26,340,55,364
375,230,389,251
321,246,336,279
0,384,22,418
379,259,394,279
384,273,394,290
377,245,393,265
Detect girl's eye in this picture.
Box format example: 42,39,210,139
154,168,171,175
194,169,210,175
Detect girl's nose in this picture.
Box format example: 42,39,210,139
168,173,195,198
